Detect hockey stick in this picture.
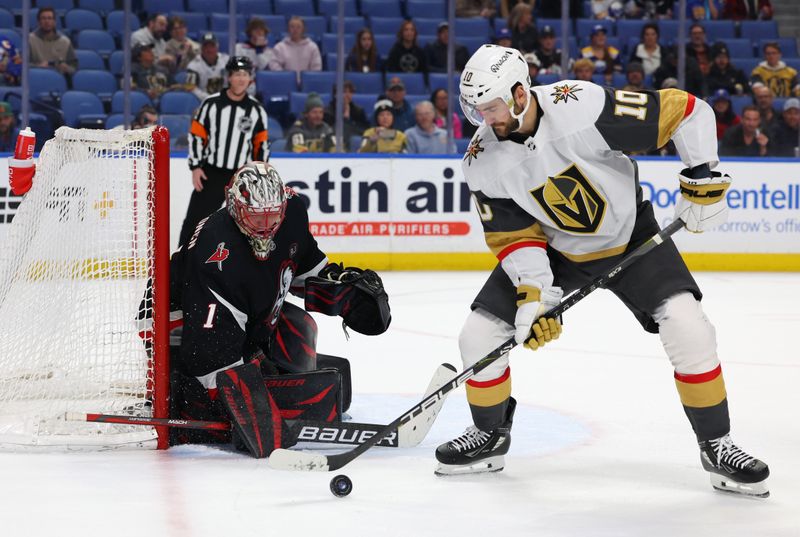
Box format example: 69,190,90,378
268,218,686,471
66,362,456,449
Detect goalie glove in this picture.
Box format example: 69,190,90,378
674,164,731,233
514,284,563,351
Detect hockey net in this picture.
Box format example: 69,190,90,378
0,126,170,451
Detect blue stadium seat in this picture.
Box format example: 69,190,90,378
373,34,395,57
269,138,287,152
64,9,104,33
274,0,315,16
105,113,125,129
76,29,116,57
428,72,459,92
616,20,646,45
405,93,428,109
0,28,21,49
461,36,486,56
328,16,366,34
611,72,626,88
785,59,800,72
237,0,273,16
72,69,118,100
108,50,124,75
576,18,614,39
187,0,227,13
60,91,106,128
414,18,442,36
351,93,378,113
262,15,288,37
171,12,208,35
407,0,444,19
289,92,331,116
106,11,141,38
701,20,735,41
142,0,185,14
301,71,337,93
723,39,755,58
28,68,68,103
385,72,425,94
361,0,402,18
267,116,284,139
346,72,383,94
159,91,201,115
324,52,338,70
370,17,403,35
657,20,680,44
740,20,778,42
77,0,115,15
732,57,759,75
46,0,76,12
111,90,153,114
210,13,246,33
318,0,358,17
74,49,105,70
0,8,15,28
730,95,751,116
322,33,356,55
159,114,192,149
758,38,798,59
302,16,327,39
256,71,298,101
418,33,437,48
536,73,561,85
455,18,492,40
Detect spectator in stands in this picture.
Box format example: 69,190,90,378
500,0,535,19
751,83,780,134
0,33,22,86
572,58,595,82
626,0,673,18
426,22,469,74
536,25,563,76
323,81,369,151
405,101,456,154
591,0,625,19
509,4,538,54
685,23,712,77
622,61,646,91
0,102,18,152
456,0,496,18
287,93,336,153
165,16,199,73
383,76,415,132
629,23,663,77
345,28,384,73
431,88,462,139
28,7,77,77
131,105,159,130
750,42,800,98
269,16,322,79
709,88,740,139
706,44,749,96
721,0,772,20
359,99,408,153
386,20,427,74
581,25,621,83
773,98,800,157
235,18,274,72
132,14,174,69
132,43,174,103
720,105,771,156
186,33,229,101
524,52,542,86
687,0,721,20
493,28,513,49
653,47,705,96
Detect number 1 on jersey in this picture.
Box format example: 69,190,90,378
203,303,217,328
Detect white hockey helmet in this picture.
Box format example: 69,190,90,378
226,161,287,260
459,44,532,127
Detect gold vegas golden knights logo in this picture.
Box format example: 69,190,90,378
530,164,606,233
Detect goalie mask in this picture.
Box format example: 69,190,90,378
459,44,532,129
226,162,287,260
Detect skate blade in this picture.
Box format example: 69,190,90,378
434,455,505,476
710,474,770,498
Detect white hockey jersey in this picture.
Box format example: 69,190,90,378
462,81,718,290
186,53,230,101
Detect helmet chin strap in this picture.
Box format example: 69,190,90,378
509,91,532,134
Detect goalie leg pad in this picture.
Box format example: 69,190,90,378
270,302,318,373
217,361,294,458
264,367,345,422
317,353,352,413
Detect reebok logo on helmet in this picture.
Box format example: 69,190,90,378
490,50,513,73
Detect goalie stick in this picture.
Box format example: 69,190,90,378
268,218,686,472
66,363,456,449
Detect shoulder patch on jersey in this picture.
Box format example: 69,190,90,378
550,83,583,105
205,242,230,271
463,136,485,166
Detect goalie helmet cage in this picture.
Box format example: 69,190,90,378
0,126,170,451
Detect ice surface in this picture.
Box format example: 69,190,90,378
1,271,798,536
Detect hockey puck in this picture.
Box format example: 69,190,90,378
330,474,353,497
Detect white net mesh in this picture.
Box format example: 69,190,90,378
0,127,164,450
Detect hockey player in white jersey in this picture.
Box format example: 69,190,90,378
435,44,769,498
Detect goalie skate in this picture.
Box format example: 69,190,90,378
699,434,770,498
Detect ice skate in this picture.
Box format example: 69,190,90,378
699,434,770,498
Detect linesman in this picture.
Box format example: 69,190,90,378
180,55,269,246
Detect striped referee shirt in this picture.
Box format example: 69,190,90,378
189,91,269,170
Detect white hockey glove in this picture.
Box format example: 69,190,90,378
674,165,731,233
514,284,563,351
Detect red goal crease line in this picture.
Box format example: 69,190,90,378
309,221,471,236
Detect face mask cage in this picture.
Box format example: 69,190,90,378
227,163,287,257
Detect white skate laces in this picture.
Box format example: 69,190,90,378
449,426,491,452
710,434,756,469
